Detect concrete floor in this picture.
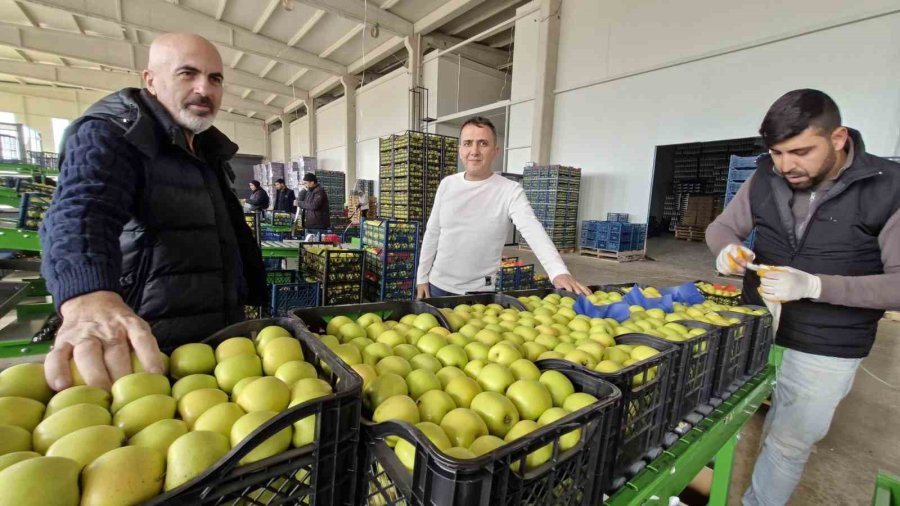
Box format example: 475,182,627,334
506,235,900,505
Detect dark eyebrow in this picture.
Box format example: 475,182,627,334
175,65,200,73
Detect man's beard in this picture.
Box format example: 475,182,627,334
176,108,216,134
786,149,837,190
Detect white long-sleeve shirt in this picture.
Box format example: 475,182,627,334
417,172,570,294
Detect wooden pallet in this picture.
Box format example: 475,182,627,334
675,225,706,242
518,244,577,254
578,247,645,262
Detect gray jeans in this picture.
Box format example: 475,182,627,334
743,348,862,506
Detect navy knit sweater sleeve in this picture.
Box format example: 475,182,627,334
39,119,140,309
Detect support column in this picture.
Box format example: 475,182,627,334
342,75,359,202
530,0,561,164
306,100,317,157
264,123,272,160
405,34,423,131
280,114,292,165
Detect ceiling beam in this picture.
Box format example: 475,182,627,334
447,0,521,35
348,36,404,75
264,94,277,105
287,9,325,46
71,14,85,35
252,0,280,33
424,33,509,68
292,0,412,37
320,24,364,58
230,52,244,68
0,60,283,116
380,0,402,9
413,0,487,35
286,69,308,86
258,60,278,78
14,1,40,27
488,32,515,48
14,49,33,63
215,0,228,20
0,22,308,99
19,0,347,76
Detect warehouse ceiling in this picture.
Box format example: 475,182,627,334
0,0,525,123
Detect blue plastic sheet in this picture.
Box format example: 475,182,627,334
573,295,632,322
659,281,706,305
622,284,675,312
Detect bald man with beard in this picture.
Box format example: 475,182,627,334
39,33,266,391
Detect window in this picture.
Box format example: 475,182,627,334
52,118,71,153
0,112,15,124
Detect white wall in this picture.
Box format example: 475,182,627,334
0,85,266,155
508,0,900,222
425,54,512,119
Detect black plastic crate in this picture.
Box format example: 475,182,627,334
17,192,51,230
422,292,527,311
267,270,299,285
270,211,294,227
710,311,753,399
271,282,320,316
358,366,621,506
742,306,774,376
245,212,261,242
290,301,449,336
539,334,678,492
653,321,721,432
146,318,362,506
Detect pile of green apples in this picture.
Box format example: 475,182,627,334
0,325,333,506
306,310,608,477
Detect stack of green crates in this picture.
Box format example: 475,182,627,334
379,131,458,224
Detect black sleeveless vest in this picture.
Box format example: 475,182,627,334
744,129,900,358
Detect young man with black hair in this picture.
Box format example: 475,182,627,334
707,89,900,505
298,172,330,233
416,116,589,298
272,178,296,214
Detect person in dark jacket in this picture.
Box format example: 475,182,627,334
298,172,330,232
246,180,270,212
39,33,266,391
707,89,900,506
272,178,296,214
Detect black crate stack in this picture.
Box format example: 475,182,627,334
666,138,763,231
379,131,458,224
522,164,581,250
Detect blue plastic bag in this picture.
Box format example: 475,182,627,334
573,295,632,322
659,281,706,305
622,284,675,312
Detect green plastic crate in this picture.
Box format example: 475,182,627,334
873,471,900,506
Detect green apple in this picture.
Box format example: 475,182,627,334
595,360,622,373
435,345,468,369
231,411,291,465
332,344,363,367
404,329,426,346
416,333,448,356
504,420,552,471
410,354,443,374
350,364,377,390
562,393,599,413
362,343,394,366
364,373,408,411
348,337,375,353
476,363,515,394
178,388,228,428
376,356,412,377
394,421,451,472
44,385,110,418
564,350,598,369
373,395,419,426
261,337,303,376
376,330,407,348
274,361,318,388
537,351,564,361
444,376,482,409
325,316,354,337
415,389,456,424
215,337,256,362
318,335,340,350
257,326,292,353
505,380,552,421
535,335,560,350
470,391,519,438
435,366,466,389
231,376,261,402
110,372,171,413
440,408,488,448
235,377,290,413
458,324,480,339
170,343,216,379
392,344,420,362
113,394,177,438
469,434,505,456
473,329,502,347
604,347,630,365
630,345,660,362
291,378,332,403
338,323,367,343
214,354,263,394
464,359,486,379
509,359,541,381
446,332,469,347
464,342,490,362
537,407,579,451
193,402,245,438
366,323,389,341
356,313,383,329
554,343,576,355
487,343,522,367
443,447,476,459
405,370,441,400
539,370,575,408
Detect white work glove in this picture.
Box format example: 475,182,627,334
715,244,755,275
759,266,821,303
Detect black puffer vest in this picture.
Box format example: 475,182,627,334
62,88,266,349
744,129,900,358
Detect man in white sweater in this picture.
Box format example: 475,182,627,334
416,116,589,298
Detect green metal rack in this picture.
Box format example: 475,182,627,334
873,471,900,506
605,367,775,505
260,240,302,258
0,227,41,251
